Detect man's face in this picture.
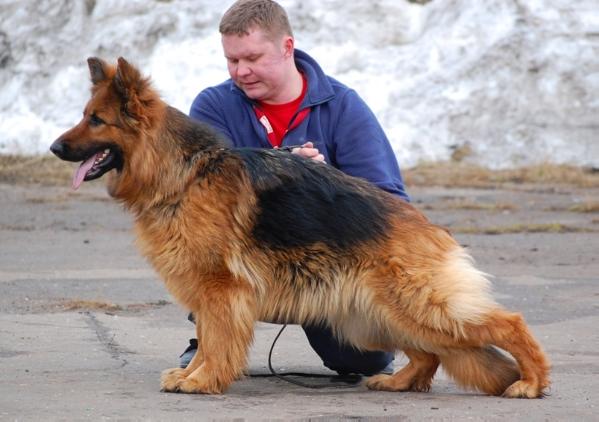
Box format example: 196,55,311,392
222,27,292,104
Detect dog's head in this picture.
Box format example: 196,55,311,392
50,57,161,191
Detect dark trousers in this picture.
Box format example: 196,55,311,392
187,313,393,375
302,324,394,376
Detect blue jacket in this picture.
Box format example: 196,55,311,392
189,49,409,200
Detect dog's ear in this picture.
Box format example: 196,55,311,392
114,57,143,101
114,57,143,120
113,57,155,125
87,57,108,85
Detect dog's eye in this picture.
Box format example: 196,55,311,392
89,113,105,127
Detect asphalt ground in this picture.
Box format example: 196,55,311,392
1,181,598,421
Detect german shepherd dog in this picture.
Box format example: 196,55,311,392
50,57,550,397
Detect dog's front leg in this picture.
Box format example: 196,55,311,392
161,314,205,391
164,278,256,394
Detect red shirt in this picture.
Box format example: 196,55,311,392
254,74,310,147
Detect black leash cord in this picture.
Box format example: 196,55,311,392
276,142,323,152
251,324,362,389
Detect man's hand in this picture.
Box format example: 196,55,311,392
291,141,325,162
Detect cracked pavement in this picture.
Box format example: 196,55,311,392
0,182,598,420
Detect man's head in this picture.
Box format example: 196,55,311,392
219,0,301,104
219,0,293,41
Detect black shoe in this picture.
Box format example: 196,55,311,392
179,338,198,369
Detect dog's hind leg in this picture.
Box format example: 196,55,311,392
367,246,549,397
461,309,550,398
366,349,439,392
437,346,520,396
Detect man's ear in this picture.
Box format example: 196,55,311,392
283,36,295,58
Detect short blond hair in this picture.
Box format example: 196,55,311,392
219,0,293,40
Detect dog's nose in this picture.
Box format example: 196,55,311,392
49,140,65,157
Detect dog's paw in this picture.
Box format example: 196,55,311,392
502,380,544,399
366,374,391,391
174,375,224,395
366,373,432,392
160,368,187,392
366,374,409,392
410,377,433,393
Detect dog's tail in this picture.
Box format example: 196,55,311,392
438,346,520,396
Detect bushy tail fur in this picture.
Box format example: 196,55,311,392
439,346,520,396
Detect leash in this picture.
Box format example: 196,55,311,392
275,142,323,152
251,324,363,389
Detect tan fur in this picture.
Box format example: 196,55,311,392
439,347,520,396
368,349,440,392
52,58,550,397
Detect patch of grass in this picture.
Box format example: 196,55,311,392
544,201,599,213
0,223,36,231
423,200,516,212
0,154,73,185
3,154,599,189
57,299,171,313
60,300,123,312
124,300,172,312
24,194,71,204
452,223,595,235
405,162,599,188
569,202,599,213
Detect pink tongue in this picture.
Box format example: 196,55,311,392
72,153,99,190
